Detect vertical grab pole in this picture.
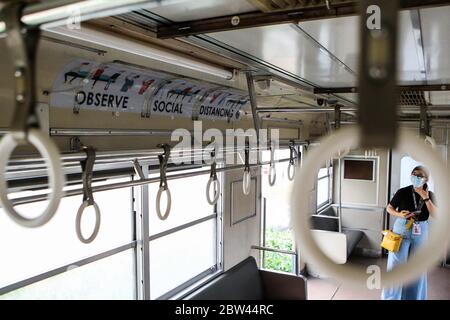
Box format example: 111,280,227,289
335,106,342,232
359,0,399,149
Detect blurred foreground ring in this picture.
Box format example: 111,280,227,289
0,129,65,228
292,126,450,288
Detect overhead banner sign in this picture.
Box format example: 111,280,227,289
50,59,249,121
198,89,249,121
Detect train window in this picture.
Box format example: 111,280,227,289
147,168,220,299
0,177,135,299
0,249,136,300
343,159,375,181
261,149,296,274
316,165,332,209
149,219,217,299
148,170,216,235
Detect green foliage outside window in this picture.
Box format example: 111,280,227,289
263,228,294,273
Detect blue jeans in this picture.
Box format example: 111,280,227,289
381,218,429,300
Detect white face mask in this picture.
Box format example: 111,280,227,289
410,175,425,188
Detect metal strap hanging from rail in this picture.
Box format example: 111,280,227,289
76,146,101,244
0,2,65,228
288,143,297,181
206,150,220,205
156,144,172,220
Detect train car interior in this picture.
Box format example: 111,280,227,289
0,0,449,303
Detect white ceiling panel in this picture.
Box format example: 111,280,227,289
420,6,450,84
143,0,256,22
146,3,449,89
298,16,359,72
208,9,440,87
397,10,427,83
298,11,428,84
210,24,357,87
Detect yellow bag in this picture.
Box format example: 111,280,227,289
381,230,403,252
380,219,414,252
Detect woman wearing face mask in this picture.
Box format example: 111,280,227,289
381,165,436,300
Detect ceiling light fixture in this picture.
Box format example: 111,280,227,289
45,25,234,80
21,0,152,28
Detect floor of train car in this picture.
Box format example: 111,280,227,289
307,256,450,300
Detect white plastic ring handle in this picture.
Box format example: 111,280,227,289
156,186,172,220
292,126,450,288
243,171,251,195
0,129,65,228
287,163,296,181
76,200,101,244
268,165,276,186
206,177,220,205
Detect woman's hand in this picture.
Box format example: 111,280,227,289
415,187,429,200
400,210,414,219
387,204,414,219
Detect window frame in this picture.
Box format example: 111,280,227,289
0,162,224,301
140,163,224,300
0,173,138,298
316,161,333,211
260,148,298,275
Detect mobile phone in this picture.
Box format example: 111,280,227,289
411,210,421,217
423,183,428,191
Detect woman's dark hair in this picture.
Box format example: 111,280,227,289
411,165,429,179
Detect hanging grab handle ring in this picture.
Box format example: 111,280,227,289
242,143,251,195
0,4,65,228
288,143,297,181
156,144,172,220
268,142,276,186
76,147,101,244
206,151,220,205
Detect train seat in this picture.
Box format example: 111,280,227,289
310,207,364,264
187,256,307,300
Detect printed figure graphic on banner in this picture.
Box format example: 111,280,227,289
104,70,126,90
150,79,209,117
64,62,91,84
139,78,156,95
199,89,249,121
51,59,168,114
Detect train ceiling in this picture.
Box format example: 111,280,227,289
15,1,450,119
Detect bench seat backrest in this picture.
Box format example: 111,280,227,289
188,257,264,300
